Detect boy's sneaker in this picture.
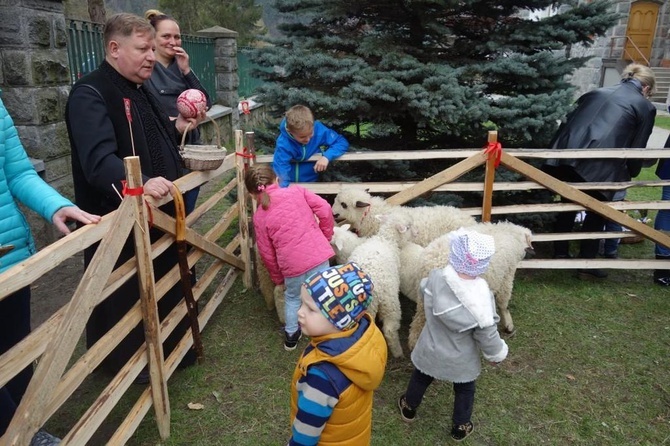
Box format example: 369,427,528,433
451,421,474,442
30,430,61,446
284,329,302,351
397,395,416,423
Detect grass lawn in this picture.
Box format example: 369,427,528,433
122,260,670,446
46,169,670,445
655,115,670,131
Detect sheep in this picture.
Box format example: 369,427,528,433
331,186,476,246
330,215,413,358
405,221,534,350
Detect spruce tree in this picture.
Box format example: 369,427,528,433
252,0,618,150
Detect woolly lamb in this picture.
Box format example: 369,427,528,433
330,215,413,358
405,221,533,350
331,186,476,246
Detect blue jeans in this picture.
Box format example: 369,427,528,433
603,220,621,256
655,185,670,257
283,260,330,335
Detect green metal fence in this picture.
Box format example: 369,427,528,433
238,47,269,99
65,20,216,100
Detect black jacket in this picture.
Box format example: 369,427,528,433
544,80,656,199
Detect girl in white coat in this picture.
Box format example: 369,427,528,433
397,229,508,442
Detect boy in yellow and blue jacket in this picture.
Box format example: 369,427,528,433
288,262,387,446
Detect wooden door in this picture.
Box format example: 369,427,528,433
624,1,659,64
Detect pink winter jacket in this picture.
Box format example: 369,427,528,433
253,184,335,285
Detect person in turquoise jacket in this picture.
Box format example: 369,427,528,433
0,96,100,445
273,105,349,187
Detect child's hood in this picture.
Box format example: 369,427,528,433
423,265,496,331
307,314,387,391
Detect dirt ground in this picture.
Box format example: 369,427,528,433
30,252,84,328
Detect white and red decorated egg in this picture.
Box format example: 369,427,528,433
176,89,207,118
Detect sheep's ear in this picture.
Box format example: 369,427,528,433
342,223,351,231
396,223,409,234
355,200,370,208
334,237,344,251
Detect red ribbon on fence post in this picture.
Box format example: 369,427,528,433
484,141,502,168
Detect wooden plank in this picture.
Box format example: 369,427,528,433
235,129,252,287
387,152,487,205
458,199,670,217
150,209,245,270
297,179,670,195
109,267,238,445
4,199,136,446
255,148,669,163
482,131,498,222
58,249,220,444
125,157,170,439
518,259,667,269
0,216,114,298
500,151,670,250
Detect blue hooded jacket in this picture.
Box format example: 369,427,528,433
273,118,349,187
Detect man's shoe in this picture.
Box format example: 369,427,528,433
284,329,302,351
577,269,608,280
30,430,61,446
654,276,670,286
601,252,618,259
451,421,474,442
397,395,416,423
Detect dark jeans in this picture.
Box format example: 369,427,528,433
549,166,607,259
404,367,476,426
0,286,33,435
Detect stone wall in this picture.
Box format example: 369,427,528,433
0,0,71,247
0,5,243,248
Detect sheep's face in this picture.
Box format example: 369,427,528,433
332,188,371,225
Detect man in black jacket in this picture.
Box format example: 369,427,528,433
66,13,204,377
543,63,656,278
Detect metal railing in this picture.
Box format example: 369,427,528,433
65,20,216,99
609,35,650,66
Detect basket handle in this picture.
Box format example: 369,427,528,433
179,121,193,152
179,115,221,151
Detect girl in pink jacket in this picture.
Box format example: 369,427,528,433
244,164,335,351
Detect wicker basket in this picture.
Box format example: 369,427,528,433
179,118,226,171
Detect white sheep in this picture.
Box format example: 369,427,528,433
405,221,533,350
330,215,413,358
331,186,476,246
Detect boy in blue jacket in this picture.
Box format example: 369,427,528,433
273,105,349,187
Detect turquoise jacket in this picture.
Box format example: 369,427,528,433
0,96,73,272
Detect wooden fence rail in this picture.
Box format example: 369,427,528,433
1,129,668,444
0,128,248,444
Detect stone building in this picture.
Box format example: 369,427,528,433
564,1,670,105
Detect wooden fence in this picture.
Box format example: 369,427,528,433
0,129,668,444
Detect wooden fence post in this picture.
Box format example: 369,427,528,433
235,129,253,287
482,130,498,222
124,156,171,439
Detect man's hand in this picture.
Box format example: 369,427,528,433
52,206,101,235
144,177,174,199
175,109,207,135
314,157,329,172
